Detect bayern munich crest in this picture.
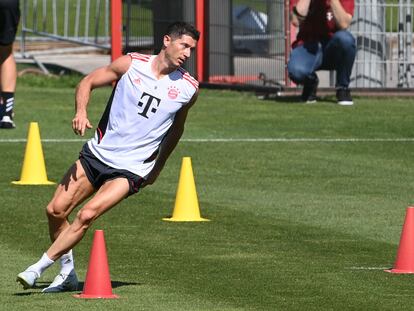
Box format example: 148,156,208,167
167,85,180,99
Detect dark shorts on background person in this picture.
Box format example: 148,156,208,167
79,143,144,196
0,0,20,46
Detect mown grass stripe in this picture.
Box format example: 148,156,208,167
1,138,414,143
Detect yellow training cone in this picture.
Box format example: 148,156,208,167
163,157,209,222
12,122,55,185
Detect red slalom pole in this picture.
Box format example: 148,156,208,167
111,0,123,61
196,0,207,82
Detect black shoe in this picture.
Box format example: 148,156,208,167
0,111,16,129
301,76,319,104
336,88,353,106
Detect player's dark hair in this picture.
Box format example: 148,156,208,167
164,21,200,41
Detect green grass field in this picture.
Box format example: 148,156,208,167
2,76,414,310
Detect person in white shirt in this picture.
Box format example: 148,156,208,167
16,21,200,293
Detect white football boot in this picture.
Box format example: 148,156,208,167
16,270,40,289
42,270,79,293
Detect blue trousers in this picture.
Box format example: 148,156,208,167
287,30,356,88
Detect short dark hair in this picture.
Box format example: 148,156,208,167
164,21,200,41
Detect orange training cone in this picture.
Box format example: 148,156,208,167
74,230,119,298
12,122,54,185
163,157,209,222
385,207,414,273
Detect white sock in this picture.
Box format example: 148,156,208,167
59,249,75,275
27,253,55,276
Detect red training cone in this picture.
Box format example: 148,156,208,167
385,207,414,274
74,230,119,298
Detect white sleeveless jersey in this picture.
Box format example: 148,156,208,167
87,53,199,177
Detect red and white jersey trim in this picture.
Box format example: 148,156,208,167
129,52,151,62
178,67,199,90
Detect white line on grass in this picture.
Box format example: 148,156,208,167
347,266,391,270
0,138,86,143
1,138,414,143
182,138,414,142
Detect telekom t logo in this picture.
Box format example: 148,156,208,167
137,92,161,118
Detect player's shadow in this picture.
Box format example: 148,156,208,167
13,280,141,296
78,280,142,289
261,94,339,104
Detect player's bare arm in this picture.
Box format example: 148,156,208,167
142,90,199,187
72,55,132,136
330,0,353,29
291,0,312,27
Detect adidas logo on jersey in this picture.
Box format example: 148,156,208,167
134,77,141,85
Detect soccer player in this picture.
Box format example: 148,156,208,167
16,21,200,293
287,0,356,105
0,0,20,128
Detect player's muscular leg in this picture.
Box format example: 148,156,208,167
0,45,17,92
46,160,94,242
46,177,130,260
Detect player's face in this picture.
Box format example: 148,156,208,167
164,34,197,67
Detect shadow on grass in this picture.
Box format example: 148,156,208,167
259,94,339,104
13,280,141,296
